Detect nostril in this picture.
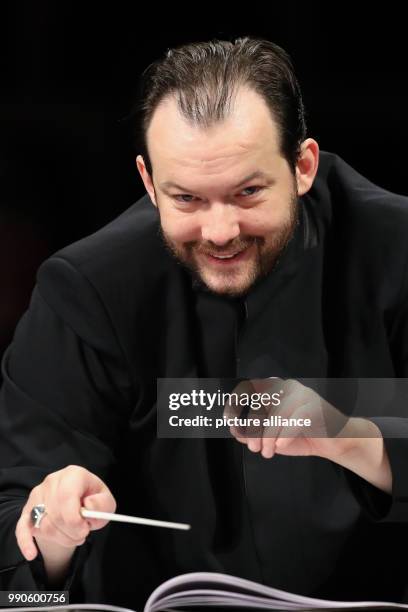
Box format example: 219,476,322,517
201,228,241,246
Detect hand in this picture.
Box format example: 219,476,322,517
225,378,354,460
15,465,116,562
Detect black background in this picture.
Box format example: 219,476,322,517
1,2,407,358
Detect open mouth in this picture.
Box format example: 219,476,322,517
201,245,252,265
210,251,242,259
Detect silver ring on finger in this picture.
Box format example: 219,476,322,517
30,504,47,529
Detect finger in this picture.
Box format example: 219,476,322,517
232,431,263,452
250,377,284,394
292,400,328,437
275,433,301,452
260,390,305,458
275,436,291,452
261,437,277,459
82,491,116,531
246,437,262,452
62,464,106,497
15,508,38,561
227,407,264,449
239,380,319,458
53,466,112,534
230,428,263,452
260,423,283,458
275,403,317,453
241,397,269,447
37,471,89,543
56,493,90,542
223,380,257,425
33,514,86,548
224,380,256,410
229,425,247,443
228,378,284,453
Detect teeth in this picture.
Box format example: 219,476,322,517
213,253,237,259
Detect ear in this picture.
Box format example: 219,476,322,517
295,139,319,196
136,155,157,206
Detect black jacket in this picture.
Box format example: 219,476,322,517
1,151,408,607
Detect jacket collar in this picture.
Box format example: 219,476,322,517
242,196,319,322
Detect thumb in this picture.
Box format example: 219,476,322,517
82,491,116,532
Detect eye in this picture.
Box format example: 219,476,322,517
239,186,263,197
174,194,198,203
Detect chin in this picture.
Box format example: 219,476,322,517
199,270,256,297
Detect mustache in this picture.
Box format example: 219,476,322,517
187,237,262,255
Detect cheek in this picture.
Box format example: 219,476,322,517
160,213,202,243
241,200,294,235
239,212,277,237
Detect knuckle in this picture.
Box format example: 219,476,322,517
62,464,73,475
20,502,31,517
43,471,58,486
64,464,85,476
30,484,41,496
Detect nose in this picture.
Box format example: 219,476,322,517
200,202,240,245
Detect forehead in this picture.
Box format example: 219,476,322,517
145,87,283,180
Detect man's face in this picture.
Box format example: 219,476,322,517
140,87,300,297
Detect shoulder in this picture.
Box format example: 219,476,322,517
307,151,408,254
38,193,180,287
312,150,408,225
43,194,171,278
308,152,408,311
35,194,186,337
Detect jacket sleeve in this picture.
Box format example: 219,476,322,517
344,260,408,523
0,255,136,594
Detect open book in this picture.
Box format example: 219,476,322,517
4,572,408,611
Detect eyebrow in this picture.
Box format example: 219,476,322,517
159,171,274,193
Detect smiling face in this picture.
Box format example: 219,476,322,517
137,87,318,296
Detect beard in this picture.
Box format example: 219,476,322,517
159,191,299,298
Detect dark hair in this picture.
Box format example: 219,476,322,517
135,36,307,176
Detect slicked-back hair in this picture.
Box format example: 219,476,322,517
135,37,307,176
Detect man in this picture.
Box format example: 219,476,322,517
1,36,408,607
